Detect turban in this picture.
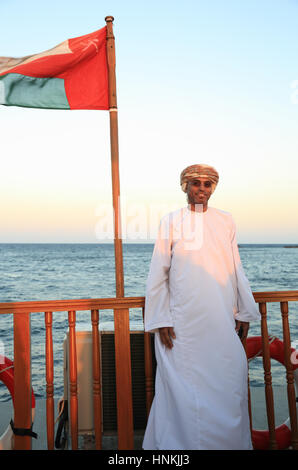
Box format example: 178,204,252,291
180,164,219,194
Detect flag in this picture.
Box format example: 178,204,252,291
0,27,109,110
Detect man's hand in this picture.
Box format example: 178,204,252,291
235,320,249,342
159,327,176,349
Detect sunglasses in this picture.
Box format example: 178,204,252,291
189,180,212,188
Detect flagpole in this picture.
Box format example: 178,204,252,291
105,17,134,449
105,16,124,298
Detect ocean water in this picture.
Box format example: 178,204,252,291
0,243,297,402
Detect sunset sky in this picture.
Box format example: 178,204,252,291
1,0,298,243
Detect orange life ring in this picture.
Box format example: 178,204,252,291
246,336,298,450
0,355,36,450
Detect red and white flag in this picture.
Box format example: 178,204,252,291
0,27,109,110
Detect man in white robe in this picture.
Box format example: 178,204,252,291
142,164,260,450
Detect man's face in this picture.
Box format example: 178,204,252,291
186,177,213,207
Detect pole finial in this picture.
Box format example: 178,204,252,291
105,16,114,23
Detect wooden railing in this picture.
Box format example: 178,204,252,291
250,291,298,450
0,291,298,450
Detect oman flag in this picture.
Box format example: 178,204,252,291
0,27,109,110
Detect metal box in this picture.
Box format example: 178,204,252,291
63,330,156,434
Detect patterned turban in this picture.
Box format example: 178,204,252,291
180,164,219,194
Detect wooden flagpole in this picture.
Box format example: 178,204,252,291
105,16,134,449
105,15,124,298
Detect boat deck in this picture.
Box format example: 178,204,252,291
0,386,291,450
1,291,297,450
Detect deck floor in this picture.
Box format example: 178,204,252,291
0,386,292,450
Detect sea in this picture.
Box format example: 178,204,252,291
0,243,298,402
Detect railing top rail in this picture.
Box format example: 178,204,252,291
0,291,298,315
253,290,298,303
0,296,145,314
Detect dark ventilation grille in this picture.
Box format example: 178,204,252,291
101,333,156,431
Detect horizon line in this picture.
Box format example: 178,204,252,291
0,242,298,246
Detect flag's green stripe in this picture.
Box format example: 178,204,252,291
0,73,70,109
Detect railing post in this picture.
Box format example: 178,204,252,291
45,311,54,450
68,310,78,450
13,312,32,450
259,302,277,450
91,309,102,449
113,307,134,449
144,332,154,417
143,308,154,417
280,301,298,450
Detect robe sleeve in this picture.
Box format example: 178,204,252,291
144,215,173,333
230,216,261,323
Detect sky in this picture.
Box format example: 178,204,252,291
0,0,298,243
